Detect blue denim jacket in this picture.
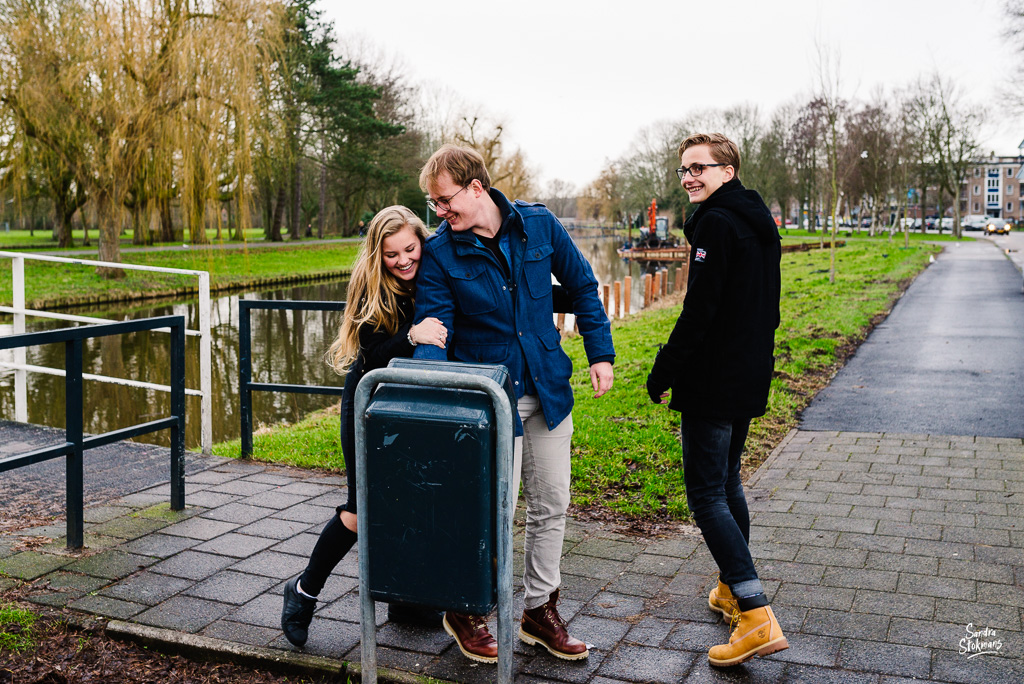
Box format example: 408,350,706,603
413,189,614,434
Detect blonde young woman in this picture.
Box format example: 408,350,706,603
281,206,446,648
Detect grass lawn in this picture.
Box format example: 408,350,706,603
778,227,976,242
213,239,940,522
0,601,38,653
0,227,336,249
0,242,362,308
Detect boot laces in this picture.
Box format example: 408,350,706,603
728,609,741,637
466,614,488,632
544,605,568,628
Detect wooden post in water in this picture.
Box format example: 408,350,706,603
624,276,632,316
661,269,669,298
652,272,660,302
643,273,652,309
675,266,683,293
602,284,610,316
613,281,622,318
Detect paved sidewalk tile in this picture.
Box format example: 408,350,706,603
5,429,1022,683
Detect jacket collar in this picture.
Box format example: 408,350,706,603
449,187,522,247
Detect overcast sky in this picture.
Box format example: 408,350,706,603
325,0,1021,191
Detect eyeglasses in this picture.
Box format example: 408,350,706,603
676,163,727,180
427,185,469,212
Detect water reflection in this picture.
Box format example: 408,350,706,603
0,236,681,449
0,281,349,450
572,233,684,315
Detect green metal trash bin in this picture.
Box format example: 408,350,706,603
363,358,515,614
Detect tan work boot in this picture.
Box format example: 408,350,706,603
708,579,739,623
708,605,788,667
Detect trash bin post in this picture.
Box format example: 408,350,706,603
354,367,515,684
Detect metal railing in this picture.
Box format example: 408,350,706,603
238,299,346,457
0,316,187,549
0,251,212,454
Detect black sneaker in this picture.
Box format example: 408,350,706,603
281,577,316,647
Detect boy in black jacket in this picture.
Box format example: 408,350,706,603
647,133,787,667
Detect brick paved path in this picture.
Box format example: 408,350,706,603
0,419,216,526
3,431,1022,683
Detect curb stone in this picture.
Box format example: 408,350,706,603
747,427,798,488
105,620,447,684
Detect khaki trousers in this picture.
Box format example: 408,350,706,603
511,394,574,610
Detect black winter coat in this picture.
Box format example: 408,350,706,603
647,178,781,418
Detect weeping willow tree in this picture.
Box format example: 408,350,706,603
0,0,284,273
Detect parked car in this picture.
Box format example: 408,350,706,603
962,214,989,231
985,218,1012,235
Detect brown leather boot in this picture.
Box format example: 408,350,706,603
708,579,739,623
443,611,497,664
519,589,588,660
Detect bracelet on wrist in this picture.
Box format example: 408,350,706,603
407,328,417,346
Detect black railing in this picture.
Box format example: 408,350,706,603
0,316,186,549
239,300,346,457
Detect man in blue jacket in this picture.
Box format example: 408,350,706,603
413,144,614,664
647,133,787,667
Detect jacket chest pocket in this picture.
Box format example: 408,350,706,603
449,265,499,315
524,242,554,299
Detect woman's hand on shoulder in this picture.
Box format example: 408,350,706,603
410,317,447,349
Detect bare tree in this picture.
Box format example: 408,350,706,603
906,73,985,238
577,161,624,224
453,115,537,199
0,0,284,268
1004,0,1024,109
541,178,577,219
813,42,848,284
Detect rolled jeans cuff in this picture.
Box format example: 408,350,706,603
730,579,764,600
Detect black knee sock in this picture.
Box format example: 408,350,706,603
299,514,357,598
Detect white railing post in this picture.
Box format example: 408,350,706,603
1,251,213,453
12,256,26,422
198,273,212,455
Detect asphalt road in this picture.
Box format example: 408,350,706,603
799,236,1024,438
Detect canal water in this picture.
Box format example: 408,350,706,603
0,235,676,449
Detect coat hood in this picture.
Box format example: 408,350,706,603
684,178,780,244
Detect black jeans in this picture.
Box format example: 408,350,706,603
680,415,763,598
338,381,357,515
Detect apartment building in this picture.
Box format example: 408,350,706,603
960,141,1024,222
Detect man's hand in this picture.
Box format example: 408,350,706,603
646,375,670,405
589,361,614,398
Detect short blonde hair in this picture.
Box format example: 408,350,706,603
678,133,741,175
419,144,491,193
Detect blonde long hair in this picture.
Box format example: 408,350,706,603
327,206,429,374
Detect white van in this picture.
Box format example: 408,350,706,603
962,215,989,231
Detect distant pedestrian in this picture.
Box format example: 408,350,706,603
646,133,787,667
279,205,447,648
